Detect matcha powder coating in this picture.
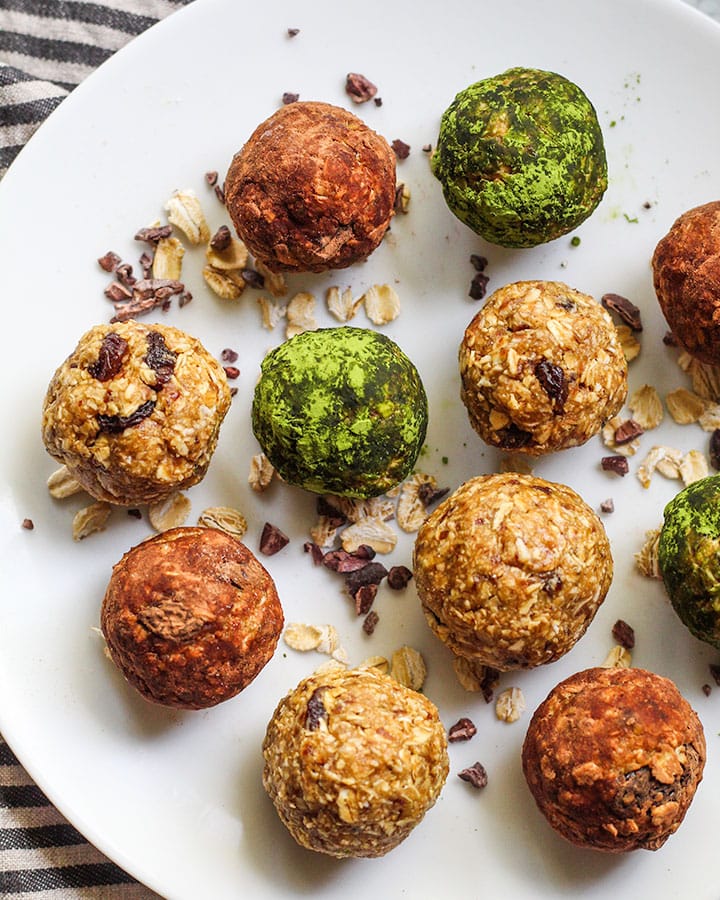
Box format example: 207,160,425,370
432,67,608,248
658,474,720,649
252,328,428,498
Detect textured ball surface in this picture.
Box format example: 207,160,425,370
252,327,428,498
432,67,607,248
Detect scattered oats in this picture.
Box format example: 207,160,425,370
284,623,323,652
248,452,275,491
600,645,633,668
285,291,317,338
615,323,641,362
390,646,427,691
47,465,84,499
666,388,706,425
637,445,683,487
326,285,360,322
257,295,287,329
679,449,709,486
452,656,499,700
628,384,664,430
683,355,720,402
197,506,248,539
357,655,389,675
202,265,245,300
148,491,191,532
495,687,526,723
254,260,288,298
498,453,534,474
362,283,401,325
397,473,438,533
164,189,210,245
316,624,342,657
602,415,639,457
395,182,411,213
205,235,249,271
151,236,185,280
309,515,340,548
341,516,397,554
635,527,662,579
72,501,111,541
313,658,347,676
324,495,393,524
699,402,720,432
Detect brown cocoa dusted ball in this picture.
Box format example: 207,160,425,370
224,101,396,273
101,527,283,709
652,201,720,364
522,667,705,853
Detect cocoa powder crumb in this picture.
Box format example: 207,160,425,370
387,565,413,590
345,72,377,103
458,762,488,789
612,618,635,650
448,717,477,742
259,522,289,556
362,610,379,635
601,455,629,476
21,518,34,530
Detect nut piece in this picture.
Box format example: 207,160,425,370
390,646,427,691
164,189,210,245
635,527,662,579
396,473,438,532
362,284,401,325
679,449,709,486
148,491,191,532
285,291,317,338
47,465,84,499
197,506,248,539
495,686,526,723
341,517,398,554
248,452,275,492
72,501,112,540
666,388,705,425
628,384,664,430
152,236,185,280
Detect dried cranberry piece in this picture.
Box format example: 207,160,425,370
97,399,156,433
145,331,177,387
305,688,327,730
535,359,568,412
88,332,128,381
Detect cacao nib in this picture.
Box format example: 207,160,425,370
21,518,34,530
458,762,488,789
362,610,379,635
601,292,643,331
145,331,177,387
134,225,172,244
287,27,300,36
303,541,324,565
448,717,477,742
305,688,327,730
210,225,232,251
345,72,378,103
104,281,133,303
98,251,121,272
97,399,156,433
479,667,500,703
663,330,678,347
470,254,488,272
387,565,413,590
469,272,489,300
223,366,240,380
614,419,644,445
259,522,289,556
88,332,128,381
241,268,265,289
354,583,378,615
391,139,411,160
205,170,218,186
115,263,136,287
702,683,712,697
535,359,567,411
709,663,720,686
601,455,629,476
323,549,375,574
600,498,615,514
710,429,720,470
221,347,239,364
127,508,142,519
345,562,388,598
612,619,635,650
418,483,449,508
214,184,226,205
282,92,299,105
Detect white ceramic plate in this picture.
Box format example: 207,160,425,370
2,0,720,896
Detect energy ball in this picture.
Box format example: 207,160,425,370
414,473,612,670
652,200,720,364
522,667,705,852
224,101,396,273
42,321,231,506
658,474,720,648
252,327,428,498
459,280,627,455
262,666,448,858
432,67,607,248
101,527,283,709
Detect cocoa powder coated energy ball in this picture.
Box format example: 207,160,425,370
101,527,284,709
522,667,706,852
224,101,396,273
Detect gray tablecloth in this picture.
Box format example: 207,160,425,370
1,0,719,896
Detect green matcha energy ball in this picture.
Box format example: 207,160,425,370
431,67,608,248
252,327,428,498
658,474,720,648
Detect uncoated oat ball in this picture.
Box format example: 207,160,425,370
522,667,705,852
459,280,627,454
262,666,448,858
42,321,231,506
101,527,283,709
652,200,720,364
224,101,396,273
414,473,612,670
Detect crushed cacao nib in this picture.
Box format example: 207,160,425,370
422,143,432,153
223,366,240,380
145,331,177,387
362,610,379,635
205,170,218,186
178,291,192,308
541,571,563,594
535,359,568,412
710,429,720,470
479,667,500,703
305,687,327,730
387,565,413,590
287,27,300,37
373,96,383,107
345,72,378,103
282,92,299,105
345,561,388,598
115,263,136,287
391,139,411,160
104,281,133,303
601,455,629,476
214,184,226,205
134,224,172,244
614,418,644,444
98,251,121,272
229,386,238,398
702,683,712,697
418,483,449,508
470,254,488,272
241,268,265,289
88,332,129,381
663,330,678,347
458,761,488,789
111,279,185,323
303,541,324,565
21,518,34,530
355,583,378,616
127,508,142,519
600,498,615,514
709,663,720,686
221,347,239,364
394,184,408,214
210,225,232,252
323,548,375,574
612,618,635,650
601,292,643,331
448,717,477,742
259,522,289,556
97,399,156,434
139,251,154,278
469,272,489,300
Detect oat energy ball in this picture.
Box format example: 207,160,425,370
262,666,448,858
414,473,612,670
652,201,720,364
432,68,607,248
522,667,705,852
101,527,283,709
459,280,627,455
224,101,396,273
658,474,720,648
252,327,428,498
42,321,231,506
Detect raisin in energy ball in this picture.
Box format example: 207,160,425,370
262,666,448,858
224,101,396,273
432,67,607,248
652,200,720,364
101,527,283,709
459,280,627,455
42,321,231,506
414,473,612,670
252,327,428,498
522,667,705,852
